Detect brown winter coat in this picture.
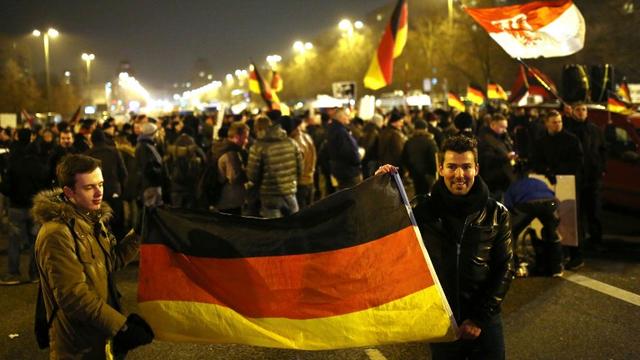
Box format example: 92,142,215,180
32,189,140,359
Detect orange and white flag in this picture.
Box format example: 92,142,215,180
465,0,585,59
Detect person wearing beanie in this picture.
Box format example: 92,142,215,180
454,112,475,138
402,119,439,195
86,129,129,239
377,109,407,168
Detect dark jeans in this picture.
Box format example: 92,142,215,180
296,184,314,210
579,182,603,246
511,198,563,274
430,315,505,360
260,194,299,219
7,207,38,278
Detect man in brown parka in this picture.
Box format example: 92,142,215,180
32,154,153,359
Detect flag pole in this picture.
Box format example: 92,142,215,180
515,58,568,106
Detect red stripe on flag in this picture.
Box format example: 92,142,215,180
377,25,397,85
138,226,433,319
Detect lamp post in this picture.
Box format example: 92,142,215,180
33,28,59,110
81,53,95,84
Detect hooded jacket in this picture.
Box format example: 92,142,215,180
32,189,140,359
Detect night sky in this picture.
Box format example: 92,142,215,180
2,0,391,93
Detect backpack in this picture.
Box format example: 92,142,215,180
196,163,226,209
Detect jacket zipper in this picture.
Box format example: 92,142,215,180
456,216,471,321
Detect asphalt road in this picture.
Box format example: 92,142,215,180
1,205,638,360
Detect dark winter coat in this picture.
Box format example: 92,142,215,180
402,129,438,180
413,177,514,328
477,127,516,193
0,142,49,208
247,124,302,196
326,120,361,181
86,144,128,199
564,118,606,187
377,126,406,168
532,130,584,180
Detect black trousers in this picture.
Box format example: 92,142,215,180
511,198,563,274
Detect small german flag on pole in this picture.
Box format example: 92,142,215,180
249,63,280,110
364,0,408,90
608,93,632,115
617,81,631,103
487,82,508,100
466,84,485,105
448,92,466,112
271,70,283,93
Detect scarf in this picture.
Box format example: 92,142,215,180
430,176,489,217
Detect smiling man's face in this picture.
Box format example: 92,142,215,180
438,151,478,196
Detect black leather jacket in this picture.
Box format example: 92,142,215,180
414,195,515,328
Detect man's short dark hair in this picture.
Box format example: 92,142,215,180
438,135,478,165
546,109,561,120
228,122,249,138
491,113,507,122
57,154,101,189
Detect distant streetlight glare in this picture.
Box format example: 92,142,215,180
48,28,59,38
354,20,364,29
225,73,234,82
293,40,304,52
32,30,41,37
338,19,353,32
81,53,95,61
305,42,313,50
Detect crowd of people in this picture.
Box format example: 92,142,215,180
0,102,606,285
0,100,609,359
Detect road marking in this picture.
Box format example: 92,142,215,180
564,272,640,307
365,348,388,360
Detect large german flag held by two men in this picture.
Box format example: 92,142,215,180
138,174,457,350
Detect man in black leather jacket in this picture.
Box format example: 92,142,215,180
377,135,514,359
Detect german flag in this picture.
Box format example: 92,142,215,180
363,0,408,90
466,84,485,105
608,93,632,115
271,70,283,93
138,174,457,349
249,63,280,110
448,92,466,112
487,82,508,100
617,81,631,103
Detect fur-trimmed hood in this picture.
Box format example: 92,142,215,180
31,188,113,225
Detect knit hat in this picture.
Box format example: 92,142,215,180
454,112,473,130
141,122,158,136
388,110,404,123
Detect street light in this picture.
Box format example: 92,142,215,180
81,53,95,83
266,54,281,69
33,28,59,110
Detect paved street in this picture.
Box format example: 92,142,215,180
1,206,638,359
